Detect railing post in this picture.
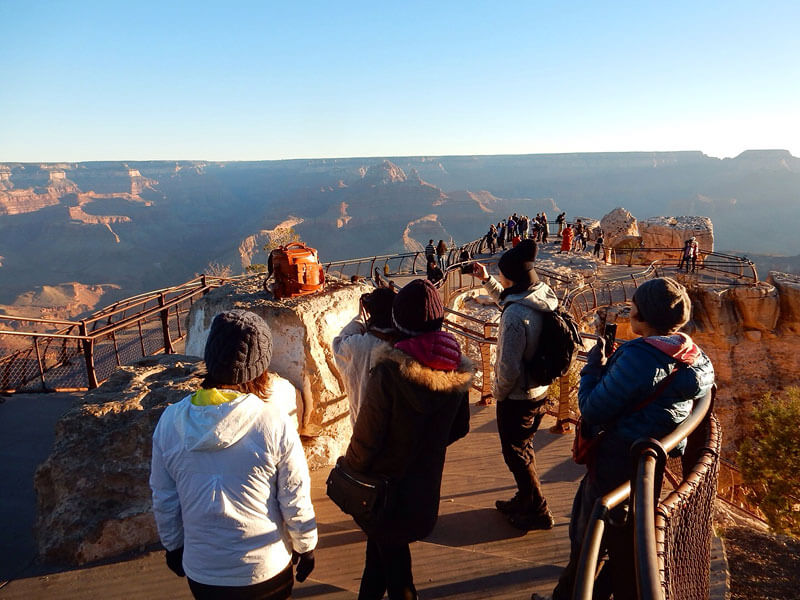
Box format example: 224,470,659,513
159,293,175,354
33,336,47,390
79,321,99,389
478,322,494,405
631,439,667,600
551,374,572,433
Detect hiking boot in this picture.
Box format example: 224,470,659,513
508,509,555,531
495,494,525,514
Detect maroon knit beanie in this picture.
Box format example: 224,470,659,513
391,279,444,336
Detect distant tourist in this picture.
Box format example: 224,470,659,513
560,224,573,253
556,212,566,236
426,257,444,283
424,239,435,262
593,231,605,259
150,310,317,600
486,224,497,255
546,278,715,600
497,222,507,251
680,236,699,273
471,240,556,531
436,239,448,271
343,279,472,599
540,212,548,243
333,288,397,429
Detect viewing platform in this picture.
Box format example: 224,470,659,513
0,390,728,599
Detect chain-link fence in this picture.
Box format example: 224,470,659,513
656,413,721,600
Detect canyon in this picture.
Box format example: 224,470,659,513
2,150,799,320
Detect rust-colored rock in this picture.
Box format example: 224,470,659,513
600,207,639,248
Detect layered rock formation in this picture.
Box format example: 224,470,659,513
34,355,204,564
599,208,714,266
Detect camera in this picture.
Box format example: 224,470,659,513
460,261,475,275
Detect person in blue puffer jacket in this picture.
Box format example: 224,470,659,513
545,277,715,600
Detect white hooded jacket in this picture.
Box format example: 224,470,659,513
150,387,318,586
332,314,392,429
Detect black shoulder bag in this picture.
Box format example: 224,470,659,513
326,457,390,531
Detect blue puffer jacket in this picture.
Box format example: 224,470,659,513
579,337,715,456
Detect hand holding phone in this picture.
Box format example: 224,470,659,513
603,323,617,357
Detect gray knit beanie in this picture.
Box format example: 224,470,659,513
632,277,691,333
204,310,273,384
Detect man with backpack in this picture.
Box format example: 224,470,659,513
471,239,561,531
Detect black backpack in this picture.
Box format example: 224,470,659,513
504,303,582,387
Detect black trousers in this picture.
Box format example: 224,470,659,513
358,537,417,600
496,399,548,514
188,562,293,600
552,471,637,600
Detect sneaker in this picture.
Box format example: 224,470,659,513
508,509,555,531
495,494,525,514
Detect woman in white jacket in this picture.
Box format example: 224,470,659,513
150,310,317,600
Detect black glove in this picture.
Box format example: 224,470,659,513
586,337,606,366
580,338,606,378
165,547,185,577
292,549,315,583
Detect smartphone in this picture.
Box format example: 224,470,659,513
603,323,617,357
460,260,475,275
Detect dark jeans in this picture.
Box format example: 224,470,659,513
187,562,293,600
359,537,417,600
552,470,636,600
496,399,548,514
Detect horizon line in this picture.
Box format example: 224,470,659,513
1,148,796,165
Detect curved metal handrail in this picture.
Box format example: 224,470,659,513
573,387,715,600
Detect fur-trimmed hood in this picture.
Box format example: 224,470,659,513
371,344,475,402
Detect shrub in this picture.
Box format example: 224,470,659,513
738,387,800,536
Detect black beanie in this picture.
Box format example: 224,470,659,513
204,310,273,385
498,239,539,285
392,279,444,336
362,288,396,330
632,278,692,333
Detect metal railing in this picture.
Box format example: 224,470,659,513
0,275,234,392
573,387,718,600
608,246,758,283
562,262,663,322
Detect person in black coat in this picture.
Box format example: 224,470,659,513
344,279,473,600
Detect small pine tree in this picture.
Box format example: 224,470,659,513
264,226,300,252
738,387,800,536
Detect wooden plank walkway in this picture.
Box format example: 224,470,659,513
0,392,585,599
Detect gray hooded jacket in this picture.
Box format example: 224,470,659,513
483,277,560,401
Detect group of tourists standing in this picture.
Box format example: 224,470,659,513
150,233,714,599
485,213,553,254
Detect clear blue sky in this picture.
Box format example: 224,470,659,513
2,1,798,162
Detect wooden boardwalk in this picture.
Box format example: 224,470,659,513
0,393,585,599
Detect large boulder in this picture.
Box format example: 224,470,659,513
599,207,639,248
34,355,205,565
728,282,780,332
768,271,800,333
638,216,714,252
184,274,370,469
